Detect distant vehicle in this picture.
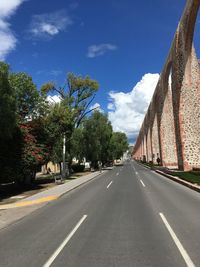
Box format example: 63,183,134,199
114,158,124,166
84,162,91,170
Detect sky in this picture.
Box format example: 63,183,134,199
0,0,197,143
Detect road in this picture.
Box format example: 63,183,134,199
0,161,200,267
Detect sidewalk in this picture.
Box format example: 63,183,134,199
0,171,104,230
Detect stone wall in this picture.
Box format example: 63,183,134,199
133,0,200,171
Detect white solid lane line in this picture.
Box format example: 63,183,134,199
140,180,145,187
159,213,195,267
43,215,88,267
107,181,113,189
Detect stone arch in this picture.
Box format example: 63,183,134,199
184,0,200,54
143,134,147,162
172,1,200,170
160,62,178,168
151,113,160,164
133,0,200,170
146,128,152,162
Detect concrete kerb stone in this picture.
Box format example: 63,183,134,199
155,170,200,193
0,170,110,231
0,171,105,210
134,161,200,193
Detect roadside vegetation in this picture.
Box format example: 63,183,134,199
138,160,200,185
168,171,200,185
0,61,128,188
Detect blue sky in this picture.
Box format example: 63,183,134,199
1,0,196,143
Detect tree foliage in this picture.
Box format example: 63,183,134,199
9,72,40,121
110,132,129,159
72,111,129,165
0,64,50,184
41,73,99,129
41,73,99,166
0,62,16,138
83,111,113,163
0,61,129,185
71,128,85,162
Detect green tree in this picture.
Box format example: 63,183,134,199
9,72,47,121
41,73,99,171
41,73,99,127
0,62,18,184
0,62,16,138
44,102,73,166
110,132,129,159
83,111,113,165
71,127,85,163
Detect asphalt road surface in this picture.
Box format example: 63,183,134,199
0,161,200,267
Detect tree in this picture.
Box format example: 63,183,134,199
44,102,73,167
71,127,85,163
83,111,113,165
0,62,16,138
0,62,18,184
18,121,49,183
9,72,47,122
41,73,99,129
41,73,99,172
110,132,129,159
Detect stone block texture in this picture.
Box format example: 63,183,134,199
133,0,200,171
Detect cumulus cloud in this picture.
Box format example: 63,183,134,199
89,102,104,113
29,10,73,39
0,0,25,60
47,95,62,104
87,43,117,58
108,73,160,142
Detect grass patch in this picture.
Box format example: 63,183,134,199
139,161,159,168
137,160,200,185
168,171,200,184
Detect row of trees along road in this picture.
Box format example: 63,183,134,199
0,61,128,186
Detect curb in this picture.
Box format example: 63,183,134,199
0,171,104,210
155,170,200,193
134,160,200,193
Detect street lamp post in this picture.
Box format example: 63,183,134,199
62,133,66,180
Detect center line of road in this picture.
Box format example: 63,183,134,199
159,213,195,267
43,215,87,267
140,180,145,187
107,181,113,189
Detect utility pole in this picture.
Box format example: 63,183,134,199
62,133,66,180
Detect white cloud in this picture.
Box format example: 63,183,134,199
0,0,25,60
47,95,62,104
0,0,25,18
87,43,117,58
108,73,160,142
90,102,104,113
29,10,73,39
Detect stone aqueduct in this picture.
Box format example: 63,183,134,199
133,0,200,171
